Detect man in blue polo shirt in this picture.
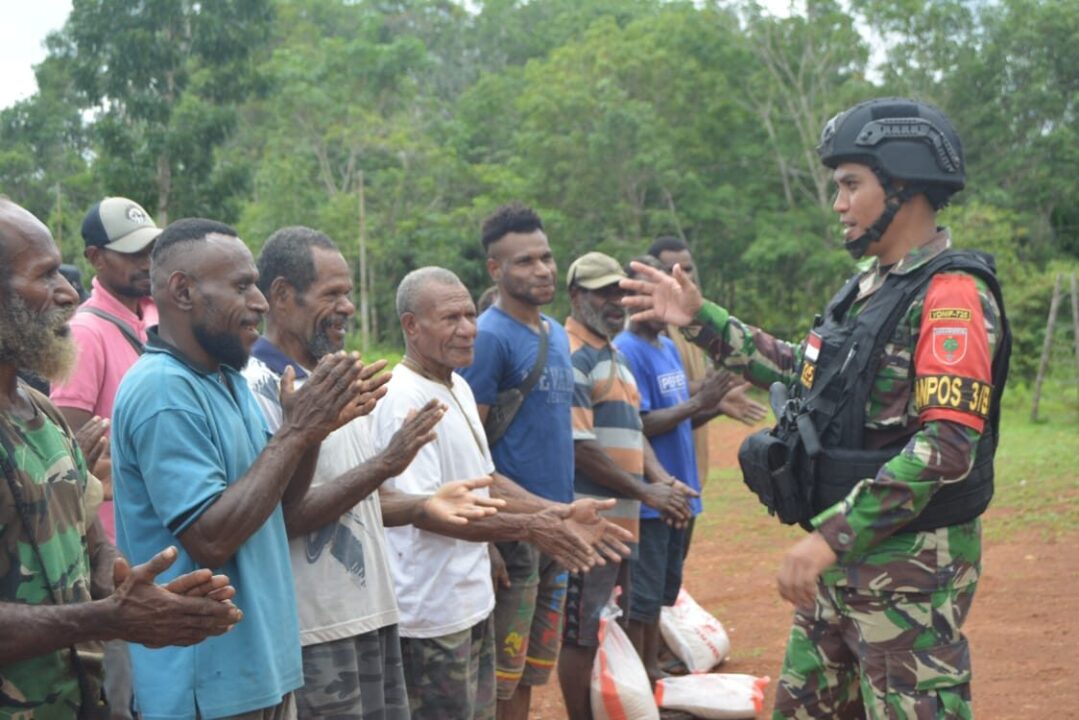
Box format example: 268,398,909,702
460,203,577,720
614,255,734,683
112,218,382,719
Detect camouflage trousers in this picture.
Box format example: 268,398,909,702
399,615,495,720
774,580,976,719
296,624,410,720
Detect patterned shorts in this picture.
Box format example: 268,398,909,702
296,625,409,720
400,615,495,720
491,541,568,700
563,559,631,648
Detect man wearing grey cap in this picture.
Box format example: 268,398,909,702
50,195,162,720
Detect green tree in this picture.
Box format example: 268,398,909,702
55,0,274,223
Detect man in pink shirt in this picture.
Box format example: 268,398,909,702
49,195,160,720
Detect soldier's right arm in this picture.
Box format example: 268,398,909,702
683,301,801,390
0,546,241,664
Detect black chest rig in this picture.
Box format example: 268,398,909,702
737,249,1011,533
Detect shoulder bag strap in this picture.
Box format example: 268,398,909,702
78,307,144,355
517,320,549,397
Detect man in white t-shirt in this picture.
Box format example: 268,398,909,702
243,227,502,719
371,267,633,720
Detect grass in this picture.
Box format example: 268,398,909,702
344,334,404,367
986,380,1079,541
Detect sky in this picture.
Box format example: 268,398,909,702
0,0,806,112
1,0,74,110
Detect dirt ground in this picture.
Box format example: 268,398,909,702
531,421,1079,719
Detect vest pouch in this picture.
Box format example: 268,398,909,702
737,426,811,526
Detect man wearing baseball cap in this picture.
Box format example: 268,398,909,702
50,196,162,720
557,252,695,719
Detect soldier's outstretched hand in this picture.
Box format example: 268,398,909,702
620,261,703,327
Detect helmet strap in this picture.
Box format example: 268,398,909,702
843,170,920,260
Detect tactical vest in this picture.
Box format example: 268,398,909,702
793,249,1011,533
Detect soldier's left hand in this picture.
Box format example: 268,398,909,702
777,532,838,608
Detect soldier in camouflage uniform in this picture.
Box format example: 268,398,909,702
0,198,241,718
621,99,1010,719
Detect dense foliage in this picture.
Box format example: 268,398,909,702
2,0,1077,381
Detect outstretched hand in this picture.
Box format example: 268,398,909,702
620,262,703,327
695,370,738,413
424,476,506,526
527,505,598,574
563,497,633,563
718,381,769,425
108,546,242,648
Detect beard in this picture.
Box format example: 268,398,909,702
576,299,625,340
193,322,250,370
112,275,152,299
307,314,349,362
0,289,77,383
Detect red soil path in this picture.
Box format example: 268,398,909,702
530,421,1079,719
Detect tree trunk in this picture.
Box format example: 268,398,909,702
157,151,171,226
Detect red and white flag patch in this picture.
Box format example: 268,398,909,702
805,331,822,362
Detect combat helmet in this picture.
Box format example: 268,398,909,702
818,97,965,258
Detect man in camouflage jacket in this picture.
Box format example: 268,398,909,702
621,99,1010,719
0,198,241,717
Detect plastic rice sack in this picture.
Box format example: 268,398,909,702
591,589,660,720
659,588,731,672
654,673,770,719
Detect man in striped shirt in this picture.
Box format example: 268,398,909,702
557,252,696,720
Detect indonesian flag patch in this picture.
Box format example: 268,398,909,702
931,326,968,365
805,331,822,362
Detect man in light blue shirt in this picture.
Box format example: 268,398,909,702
112,218,381,720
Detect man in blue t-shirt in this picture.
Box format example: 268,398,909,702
613,256,734,683
112,218,381,720
460,203,584,720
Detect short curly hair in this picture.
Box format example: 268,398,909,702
481,202,544,254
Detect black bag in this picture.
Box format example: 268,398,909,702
737,424,813,527
483,322,548,445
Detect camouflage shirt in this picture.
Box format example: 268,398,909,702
687,230,1002,591
0,384,100,718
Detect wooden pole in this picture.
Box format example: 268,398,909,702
358,170,369,358
1071,273,1079,406
369,257,379,346
55,184,61,249
1031,273,1063,421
